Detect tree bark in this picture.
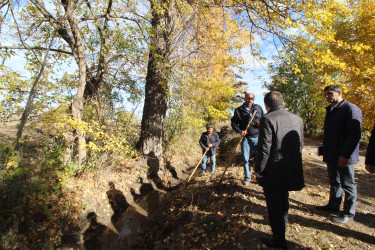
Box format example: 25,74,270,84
16,36,55,154
30,0,87,164
138,0,171,177
62,0,87,164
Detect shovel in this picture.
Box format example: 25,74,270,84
187,149,208,183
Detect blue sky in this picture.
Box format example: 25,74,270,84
237,37,279,112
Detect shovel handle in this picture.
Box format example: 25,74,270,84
218,109,258,185
187,150,208,183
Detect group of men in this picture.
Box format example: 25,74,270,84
198,85,374,249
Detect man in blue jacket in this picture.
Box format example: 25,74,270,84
199,124,220,175
231,93,264,185
316,85,362,224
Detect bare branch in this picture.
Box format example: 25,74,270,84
0,45,73,55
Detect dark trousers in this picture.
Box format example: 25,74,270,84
327,163,357,216
264,187,289,242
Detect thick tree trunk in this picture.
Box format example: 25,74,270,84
138,0,171,177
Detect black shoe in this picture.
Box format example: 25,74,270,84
332,215,353,224
315,205,340,212
261,237,288,249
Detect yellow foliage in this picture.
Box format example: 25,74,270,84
291,0,375,129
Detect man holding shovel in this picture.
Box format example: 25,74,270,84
199,124,220,175
231,93,264,185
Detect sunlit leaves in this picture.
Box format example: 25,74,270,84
292,0,375,129
266,47,326,134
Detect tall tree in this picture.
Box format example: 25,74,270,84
138,0,171,177
292,0,375,129
138,0,319,177
2,0,146,164
30,0,88,163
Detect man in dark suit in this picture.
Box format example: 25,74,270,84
254,91,304,249
365,123,375,173
316,85,362,224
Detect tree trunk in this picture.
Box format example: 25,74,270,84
63,0,87,164
16,37,54,154
138,0,171,177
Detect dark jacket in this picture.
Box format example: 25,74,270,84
231,103,264,137
323,99,362,165
365,123,375,166
199,132,220,155
255,106,304,191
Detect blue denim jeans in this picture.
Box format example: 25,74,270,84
327,162,357,216
241,136,258,181
202,154,216,173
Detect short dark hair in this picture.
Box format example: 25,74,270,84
206,124,214,129
324,85,342,92
264,91,284,108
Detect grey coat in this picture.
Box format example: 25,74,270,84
255,106,304,191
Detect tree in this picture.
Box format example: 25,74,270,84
292,0,375,130
266,48,326,135
137,0,172,177
2,0,146,165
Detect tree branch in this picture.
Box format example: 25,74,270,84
0,45,73,55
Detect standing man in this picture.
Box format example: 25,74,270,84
199,124,220,175
231,93,264,185
254,91,304,249
365,123,375,174
316,85,362,224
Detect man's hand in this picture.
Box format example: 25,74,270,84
205,147,210,152
365,165,375,173
254,172,263,178
240,130,248,137
208,143,212,148
338,156,349,167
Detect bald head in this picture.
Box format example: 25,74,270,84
244,93,255,108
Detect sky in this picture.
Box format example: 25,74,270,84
237,37,280,112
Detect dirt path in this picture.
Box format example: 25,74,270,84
139,139,375,249
1,122,374,249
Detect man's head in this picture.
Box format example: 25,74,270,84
206,124,214,134
264,91,284,111
244,93,255,107
323,85,343,105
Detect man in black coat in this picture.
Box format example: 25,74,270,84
365,123,375,173
231,93,264,185
316,85,362,224
254,91,304,249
